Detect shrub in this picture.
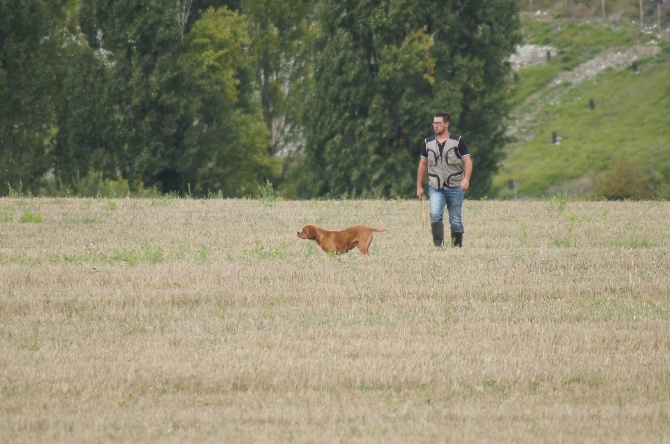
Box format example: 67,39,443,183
20,211,43,223
37,170,161,198
590,159,654,200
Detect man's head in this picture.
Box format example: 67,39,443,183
433,112,451,135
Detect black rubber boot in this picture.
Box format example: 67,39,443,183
431,222,444,247
451,231,463,248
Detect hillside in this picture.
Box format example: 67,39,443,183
493,14,670,200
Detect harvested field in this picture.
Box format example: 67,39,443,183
1,198,669,442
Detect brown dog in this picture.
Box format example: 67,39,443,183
297,225,387,255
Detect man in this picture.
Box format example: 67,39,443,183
416,112,473,247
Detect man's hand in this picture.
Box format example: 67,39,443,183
461,179,470,192
416,158,427,201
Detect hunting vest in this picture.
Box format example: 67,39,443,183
425,134,465,189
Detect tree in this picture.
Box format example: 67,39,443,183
181,7,280,196
241,0,316,156
452,0,523,197
591,158,654,200
75,1,279,196
0,0,68,194
51,1,117,188
651,0,670,28
292,0,521,199
77,0,194,190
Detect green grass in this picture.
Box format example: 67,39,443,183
20,210,43,223
111,243,166,265
510,64,560,107
609,237,651,249
549,21,641,68
0,211,13,222
497,16,670,199
498,49,670,197
521,16,647,61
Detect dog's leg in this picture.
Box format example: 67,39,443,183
358,233,373,255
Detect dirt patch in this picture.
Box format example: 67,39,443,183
509,44,557,70
553,44,661,86
510,43,661,85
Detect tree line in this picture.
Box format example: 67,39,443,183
1,1,662,199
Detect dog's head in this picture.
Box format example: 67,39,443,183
297,225,317,240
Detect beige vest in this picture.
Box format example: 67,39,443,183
425,135,465,189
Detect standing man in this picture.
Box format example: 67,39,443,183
416,112,473,247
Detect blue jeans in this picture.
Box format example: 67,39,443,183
429,186,464,233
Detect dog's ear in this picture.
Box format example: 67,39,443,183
305,225,316,239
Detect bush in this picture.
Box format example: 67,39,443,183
590,159,654,200
36,170,161,198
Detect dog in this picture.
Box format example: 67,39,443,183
297,225,387,255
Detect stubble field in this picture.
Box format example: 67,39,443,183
1,197,669,443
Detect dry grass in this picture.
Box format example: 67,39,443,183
1,197,669,443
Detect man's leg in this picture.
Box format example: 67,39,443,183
428,187,446,247
445,186,465,247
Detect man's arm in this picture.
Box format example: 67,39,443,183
416,157,428,200
461,155,472,192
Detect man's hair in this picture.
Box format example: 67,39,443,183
434,112,451,123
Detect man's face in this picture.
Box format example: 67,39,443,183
433,118,448,136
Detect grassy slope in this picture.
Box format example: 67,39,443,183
494,16,670,199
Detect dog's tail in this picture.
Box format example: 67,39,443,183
370,228,388,233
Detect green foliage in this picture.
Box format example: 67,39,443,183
6,181,27,198
522,17,641,68
552,234,573,247
510,64,560,108
497,15,669,199
198,243,211,263
519,223,529,246
253,240,285,260
547,194,580,247
181,7,280,197
74,171,131,198
241,0,316,155
610,237,651,249
259,180,281,205
0,1,281,198
5,2,667,201
186,7,252,107
548,194,568,213
292,0,522,199
20,210,43,223
34,170,160,198
497,55,670,198
77,0,198,192
590,159,655,200
0,0,66,195
112,243,165,266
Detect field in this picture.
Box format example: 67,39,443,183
1,197,669,442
